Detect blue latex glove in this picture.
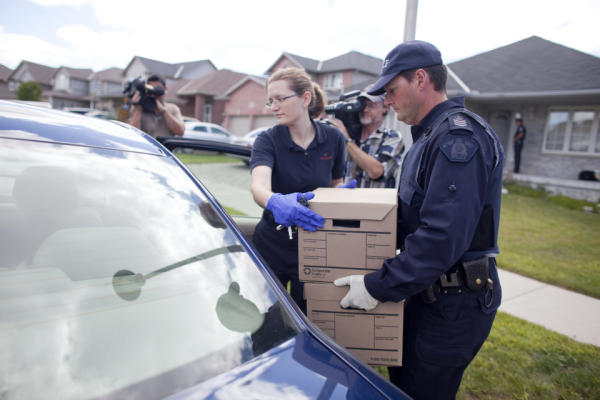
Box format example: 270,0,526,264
339,179,357,189
266,192,324,231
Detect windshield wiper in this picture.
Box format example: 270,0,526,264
112,245,244,301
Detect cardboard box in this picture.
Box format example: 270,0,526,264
298,188,397,282
305,282,403,366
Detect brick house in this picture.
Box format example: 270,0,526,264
446,36,600,183
177,69,248,126
222,75,277,135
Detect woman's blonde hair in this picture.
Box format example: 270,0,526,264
267,67,327,119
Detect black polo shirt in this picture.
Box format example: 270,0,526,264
250,121,346,194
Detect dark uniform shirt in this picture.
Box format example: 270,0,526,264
250,121,346,194
514,124,526,145
250,121,346,277
364,97,504,303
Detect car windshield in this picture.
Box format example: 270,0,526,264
0,138,298,399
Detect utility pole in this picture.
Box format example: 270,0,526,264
403,0,418,42
390,0,418,147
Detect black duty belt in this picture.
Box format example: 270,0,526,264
420,256,495,306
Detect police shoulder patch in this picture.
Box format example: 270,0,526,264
439,135,479,163
448,114,473,133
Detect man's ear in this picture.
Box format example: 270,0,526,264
415,68,427,88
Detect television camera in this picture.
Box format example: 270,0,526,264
324,90,365,143
123,77,165,113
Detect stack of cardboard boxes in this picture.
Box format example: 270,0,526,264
299,188,404,366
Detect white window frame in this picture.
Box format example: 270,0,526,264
55,72,69,91
542,106,600,157
323,73,343,90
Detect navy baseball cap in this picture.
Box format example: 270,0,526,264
368,40,443,96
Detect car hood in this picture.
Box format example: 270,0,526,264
109,332,403,399
0,100,163,155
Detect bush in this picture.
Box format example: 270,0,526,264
16,81,43,101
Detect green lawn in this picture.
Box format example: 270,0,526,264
374,312,600,399
458,312,600,399
174,152,243,165
497,183,600,299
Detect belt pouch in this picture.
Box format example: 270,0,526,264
460,257,489,291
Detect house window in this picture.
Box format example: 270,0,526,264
323,73,343,90
204,104,212,123
543,108,600,156
91,80,102,96
55,73,69,91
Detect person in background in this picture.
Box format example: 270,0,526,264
126,75,184,138
513,113,526,173
334,41,504,399
328,84,405,188
250,67,348,313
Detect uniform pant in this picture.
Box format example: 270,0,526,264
253,217,306,314
389,270,501,400
514,142,523,173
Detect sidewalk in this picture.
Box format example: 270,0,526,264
498,268,600,347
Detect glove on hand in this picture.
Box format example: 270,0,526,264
266,192,324,232
339,179,357,189
334,275,378,311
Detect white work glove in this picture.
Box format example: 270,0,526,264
334,275,378,311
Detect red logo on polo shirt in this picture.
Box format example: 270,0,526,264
320,152,332,160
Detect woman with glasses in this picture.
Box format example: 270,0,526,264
250,67,346,313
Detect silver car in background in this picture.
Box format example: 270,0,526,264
184,121,235,144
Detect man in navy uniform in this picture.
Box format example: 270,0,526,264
513,113,526,173
334,41,504,399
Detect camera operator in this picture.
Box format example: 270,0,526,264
328,85,404,188
126,75,185,138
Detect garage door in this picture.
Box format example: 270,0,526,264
227,116,251,136
253,115,277,130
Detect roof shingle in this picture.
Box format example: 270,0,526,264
447,36,600,93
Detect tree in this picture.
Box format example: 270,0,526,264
16,81,43,101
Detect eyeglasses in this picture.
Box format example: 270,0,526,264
265,93,298,108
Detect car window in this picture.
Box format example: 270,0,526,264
172,149,262,219
193,125,208,132
212,127,230,136
0,138,297,399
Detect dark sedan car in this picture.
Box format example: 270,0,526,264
0,101,408,399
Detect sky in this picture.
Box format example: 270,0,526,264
1,0,599,77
